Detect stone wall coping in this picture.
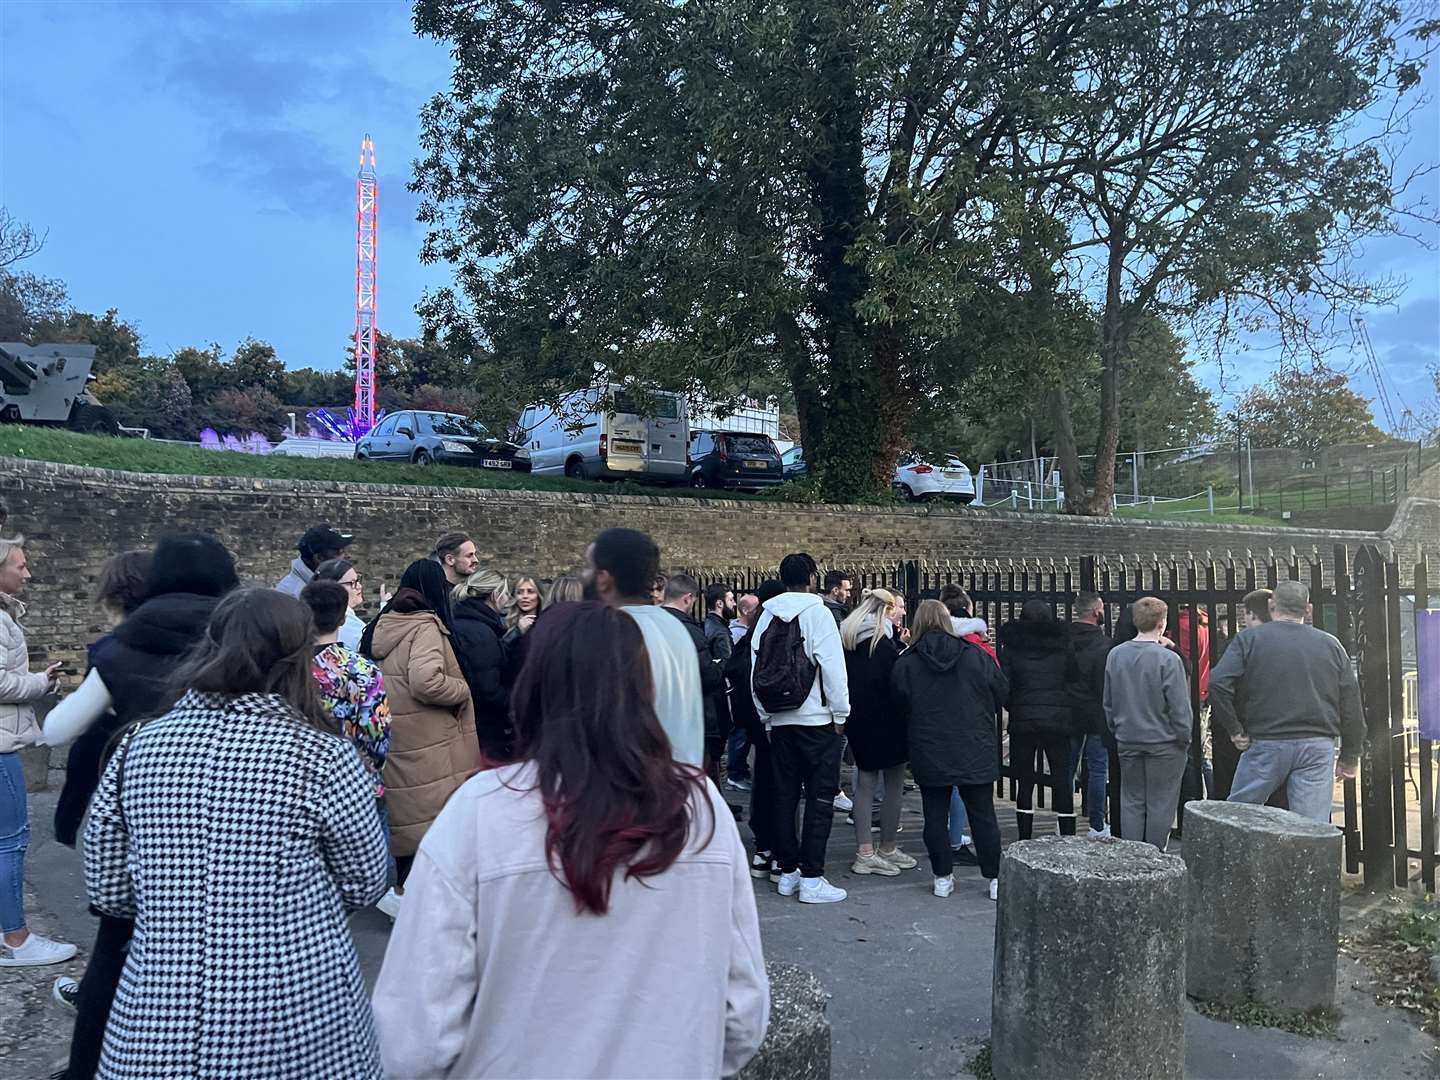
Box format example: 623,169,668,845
0,455,1388,540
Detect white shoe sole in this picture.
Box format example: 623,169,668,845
0,944,77,967
52,978,78,1012
851,862,900,877
799,891,846,904
776,881,801,897
749,866,772,879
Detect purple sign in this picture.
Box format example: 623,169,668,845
1416,609,1440,740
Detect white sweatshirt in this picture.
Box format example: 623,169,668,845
749,592,851,728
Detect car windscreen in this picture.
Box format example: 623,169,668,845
426,414,488,438
612,391,680,420
726,435,776,456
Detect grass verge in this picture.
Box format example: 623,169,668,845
965,1041,993,1080
1189,997,1340,1038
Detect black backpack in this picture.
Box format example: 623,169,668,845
753,615,819,713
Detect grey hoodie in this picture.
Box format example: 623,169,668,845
1103,639,1190,745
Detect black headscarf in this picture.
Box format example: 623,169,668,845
359,558,456,658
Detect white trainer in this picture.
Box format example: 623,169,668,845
1088,825,1112,839
0,933,78,968
933,875,956,898
988,878,999,902
798,876,847,904
775,870,802,897
877,846,918,870
833,791,854,813
851,852,900,876
375,888,402,920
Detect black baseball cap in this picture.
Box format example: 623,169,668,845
298,526,353,557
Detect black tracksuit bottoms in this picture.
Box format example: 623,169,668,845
769,724,843,878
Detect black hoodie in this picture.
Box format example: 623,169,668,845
451,596,513,761
891,630,1009,788
55,591,219,845
999,617,1077,739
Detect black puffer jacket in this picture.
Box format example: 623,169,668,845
999,617,1077,739
56,592,218,846
1068,622,1113,737
892,630,1008,788
451,597,512,761
843,628,905,770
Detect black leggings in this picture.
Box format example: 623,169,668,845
1010,732,1076,838
62,914,133,1080
920,784,1001,879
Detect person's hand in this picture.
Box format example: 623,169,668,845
834,722,846,736
1159,635,1175,649
1231,733,1251,752
43,661,63,691
1336,758,1359,781
379,584,393,607
519,614,537,634
899,626,912,644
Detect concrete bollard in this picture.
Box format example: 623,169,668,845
737,962,831,1080
991,838,1186,1080
1182,800,1341,1012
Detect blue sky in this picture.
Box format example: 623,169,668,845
1,0,1437,422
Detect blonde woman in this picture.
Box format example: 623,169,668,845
502,575,544,681
891,600,1008,901
451,569,515,764
547,573,585,607
840,588,915,876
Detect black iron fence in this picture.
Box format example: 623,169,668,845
684,546,1437,893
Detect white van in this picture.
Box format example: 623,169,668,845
519,386,689,482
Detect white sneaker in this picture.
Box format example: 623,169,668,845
1088,825,1112,839
877,846,918,870
750,852,774,879
52,975,80,1012
375,888,402,920
799,876,847,904
0,933,78,967
988,878,999,902
933,875,956,898
833,791,854,813
775,870,802,897
851,852,900,876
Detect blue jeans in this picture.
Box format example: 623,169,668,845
726,725,751,782
948,788,970,848
1071,735,1109,832
0,752,28,934
1228,737,1337,824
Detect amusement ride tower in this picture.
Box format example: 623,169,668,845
353,134,378,434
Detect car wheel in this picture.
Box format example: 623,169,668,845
414,449,433,467
894,483,915,501
565,457,586,480
68,403,119,436
690,470,708,489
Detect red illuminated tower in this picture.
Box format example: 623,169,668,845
353,134,378,433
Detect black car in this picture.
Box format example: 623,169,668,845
781,445,808,479
688,430,784,491
355,410,532,471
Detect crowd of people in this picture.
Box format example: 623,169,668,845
0,513,1366,1078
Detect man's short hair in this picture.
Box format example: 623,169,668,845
1075,591,1103,619
1242,588,1273,623
704,582,731,611
1132,596,1168,634
755,579,785,605
301,580,350,635
937,583,971,616
822,570,850,594
779,553,819,589
664,573,700,604
1273,580,1309,618
432,531,472,561
592,528,661,600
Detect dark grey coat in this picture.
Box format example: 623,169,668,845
892,631,1008,788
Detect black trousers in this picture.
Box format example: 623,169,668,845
770,725,843,878
747,725,776,856
921,784,1001,879
62,914,133,1080
1010,732,1076,838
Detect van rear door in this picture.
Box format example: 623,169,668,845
645,393,687,478
605,391,650,474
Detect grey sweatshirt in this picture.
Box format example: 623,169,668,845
1104,639,1191,746
1208,620,1363,762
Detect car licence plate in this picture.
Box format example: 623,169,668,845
943,471,966,480
482,459,513,469
612,439,644,454
744,460,768,469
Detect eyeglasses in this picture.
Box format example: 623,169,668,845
342,577,363,590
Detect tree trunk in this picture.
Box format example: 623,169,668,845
1048,383,1087,513
1085,239,1127,515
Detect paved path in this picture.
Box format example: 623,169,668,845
8,787,1438,1079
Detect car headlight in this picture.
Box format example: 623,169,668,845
513,446,531,459
440,441,472,453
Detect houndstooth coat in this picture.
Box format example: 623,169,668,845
84,690,389,1080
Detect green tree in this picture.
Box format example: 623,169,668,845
201,386,287,440
1231,366,1385,455
172,345,234,402
229,338,285,395
0,269,68,341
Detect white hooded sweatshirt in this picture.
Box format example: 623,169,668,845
749,592,851,728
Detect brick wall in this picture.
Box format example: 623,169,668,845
1,456,1395,676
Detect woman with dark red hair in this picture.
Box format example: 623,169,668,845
372,602,769,1079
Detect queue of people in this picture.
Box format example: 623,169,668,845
0,510,1366,1079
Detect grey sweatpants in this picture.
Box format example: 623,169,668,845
1117,742,1189,850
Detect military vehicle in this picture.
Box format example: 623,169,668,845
0,342,118,435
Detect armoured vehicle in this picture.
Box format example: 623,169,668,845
0,342,118,434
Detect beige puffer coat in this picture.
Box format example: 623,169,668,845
369,609,477,857
0,595,49,754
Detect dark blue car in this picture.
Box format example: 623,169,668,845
355,410,532,471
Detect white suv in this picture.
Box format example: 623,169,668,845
893,455,976,503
